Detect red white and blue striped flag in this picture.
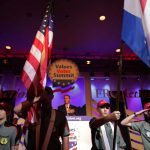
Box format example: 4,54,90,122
21,5,53,123
21,5,53,94
122,0,150,68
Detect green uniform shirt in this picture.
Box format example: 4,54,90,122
131,121,150,150
0,123,17,150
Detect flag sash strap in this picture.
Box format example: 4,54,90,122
42,109,56,150
35,109,56,150
100,122,117,150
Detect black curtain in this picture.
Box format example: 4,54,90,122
140,90,150,108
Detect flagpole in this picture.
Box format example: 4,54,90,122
48,0,55,14
113,41,124,150
47,0,55,80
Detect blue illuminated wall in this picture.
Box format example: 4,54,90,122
46,77,86,109
1,73,150,112
0,74,86,109
90,75,150,112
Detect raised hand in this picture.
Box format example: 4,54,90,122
110,111,121,121
136,108,150,116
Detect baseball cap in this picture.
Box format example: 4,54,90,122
97,100,110,108
144,102,150,109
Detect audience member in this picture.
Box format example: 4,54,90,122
89,99,126,150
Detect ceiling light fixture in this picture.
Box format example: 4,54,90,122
99,15,106,21
86,60,91,64
5,45,12,50
116,48,120,53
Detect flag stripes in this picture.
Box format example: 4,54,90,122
140,0,147,12
21,5,53,92
121,0,150,68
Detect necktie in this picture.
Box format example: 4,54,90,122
66,104,69,110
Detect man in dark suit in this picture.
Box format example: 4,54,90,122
58,95,77,116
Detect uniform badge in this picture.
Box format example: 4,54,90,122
0,137,8,145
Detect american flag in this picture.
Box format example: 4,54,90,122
21,5,53,95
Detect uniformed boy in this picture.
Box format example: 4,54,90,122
121,102,150,150
89,100,126,150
